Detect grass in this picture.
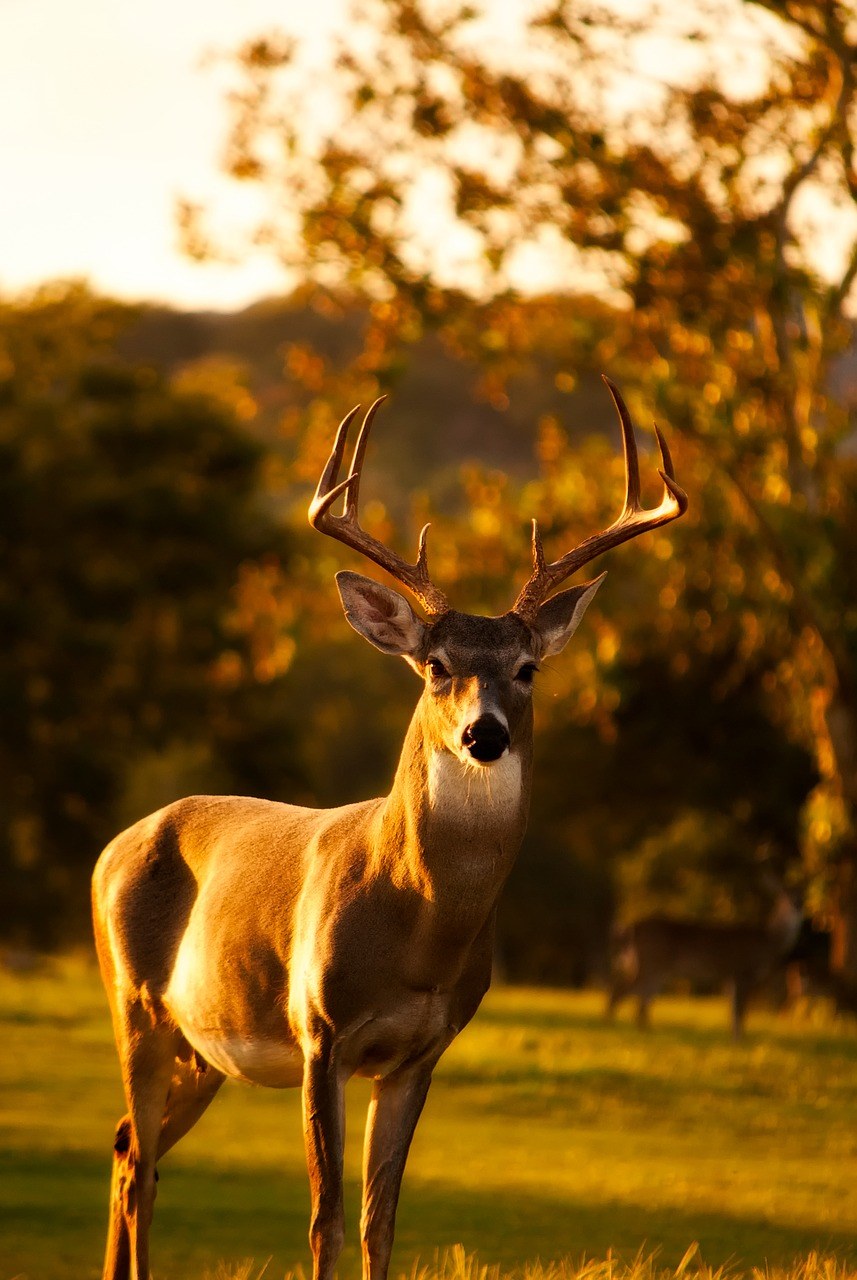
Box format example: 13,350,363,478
2,957,857,1280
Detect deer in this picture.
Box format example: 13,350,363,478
605,880,803,1038
91,377,686,1280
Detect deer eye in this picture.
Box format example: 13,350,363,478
427,658,449,680
515,662,538,685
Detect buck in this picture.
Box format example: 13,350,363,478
92,378,686,1280
605,883,802,1038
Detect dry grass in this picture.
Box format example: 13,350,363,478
205,1246,857,1280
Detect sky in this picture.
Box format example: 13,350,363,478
0,0,343,310
2,1,854,315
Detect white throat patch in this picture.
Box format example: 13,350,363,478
427,748,523,823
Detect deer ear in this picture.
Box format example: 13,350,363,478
533,573,606,657
336,571,426,656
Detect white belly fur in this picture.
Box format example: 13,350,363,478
166,933,303,1087
182,1028,304,1088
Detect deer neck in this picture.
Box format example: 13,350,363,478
375,699,532,912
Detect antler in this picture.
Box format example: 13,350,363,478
308,396,451,617
512,376,688,621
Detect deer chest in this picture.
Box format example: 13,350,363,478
339,988,457,1080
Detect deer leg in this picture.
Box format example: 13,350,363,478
303,1039,348,1280
103,1010,178,1280
635,976,657,1028
103,1051,223,1280
103,1117,133,1280
730,980,750,1040
360,1063,434,1280
605,971,634,1019
157,1055,225,1160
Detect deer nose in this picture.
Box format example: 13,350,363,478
461,714,510,763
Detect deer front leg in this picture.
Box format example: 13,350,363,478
303,1036,348,1280
360,1063,434,1280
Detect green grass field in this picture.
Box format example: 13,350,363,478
2,957,857,1280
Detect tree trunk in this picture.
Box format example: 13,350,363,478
830,854,857,979
812,687,857,982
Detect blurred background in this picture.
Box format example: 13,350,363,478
2,0,856,989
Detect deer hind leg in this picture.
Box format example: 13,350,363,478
103,1118,133,1280
730,980,751,1040
606,935,641,1022
604,978,621,1018
157,1052,225,1160
102,1003,180,1280
360,1063,434,1280
605,970,635,1019
635,973,658,1028
104,1047,224,1280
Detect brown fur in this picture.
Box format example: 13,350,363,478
93,388,683,1280
92,597,601,1280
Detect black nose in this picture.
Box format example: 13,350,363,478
462,714,510,763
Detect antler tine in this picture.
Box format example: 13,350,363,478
655,421,688,514
309,403,363,525
654,423,687,511
343,395,385,518
604,377,688,522
604,375,642,516
308,399,451,618
512,377,688,621
530,519,547,576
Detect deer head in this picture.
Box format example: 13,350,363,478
309,379,687,769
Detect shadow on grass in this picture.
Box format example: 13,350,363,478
3,1145,856,1280
396,1177,857,1272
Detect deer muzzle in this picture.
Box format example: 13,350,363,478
461,714,510,764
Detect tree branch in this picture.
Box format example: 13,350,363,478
677,411,854,702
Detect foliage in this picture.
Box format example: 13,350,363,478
0,280,822,970
190,0,857,963
0,283,300,944
3,959,857,1278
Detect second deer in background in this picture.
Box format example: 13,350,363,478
606,882,803,1038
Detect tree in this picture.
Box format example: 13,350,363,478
192,0,857,973
0,283,296,944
